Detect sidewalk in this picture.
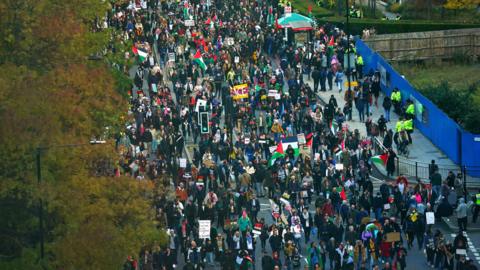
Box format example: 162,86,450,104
302,74,455,164
442,216,480,233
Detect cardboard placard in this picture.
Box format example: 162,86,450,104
234,56,240,63
456,249,467,255
384,203,391,210
268,89,278,97
361,217,371,224
168,52,175,62
297,133,306,145
299,146,311,157
386,232,401,242
335,163,344,171
198,220,211,239
225,37,235,46
185,19,195,26
179,158,187,168
426,212,435,225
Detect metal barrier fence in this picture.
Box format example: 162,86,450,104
371,137,480,188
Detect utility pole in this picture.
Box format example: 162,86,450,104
35,141,106,264
36,148,44,261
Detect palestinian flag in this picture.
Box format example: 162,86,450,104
268,151,285,167
132,46,148,62
305,133,313,147
193,50,207,70
280,136,299,154
330,119,339,135
334,187,347,200
371,153,388,166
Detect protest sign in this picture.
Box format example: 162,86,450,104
179,158,187,168
185,19,195,26
426,212,435,224
297,133,306,144
198,220,211,239
231,84,249,100
386,232,401,242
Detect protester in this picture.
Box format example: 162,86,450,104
107,1,479,270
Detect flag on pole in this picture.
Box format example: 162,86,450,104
370,153,389,166
268,151,285,167
193,50,207,70
132,46,148,62
330,119,339,134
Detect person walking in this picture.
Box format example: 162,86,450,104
382,96,392,122
312,67,321,92
456,198,468,232
386,149,396,177
355,92,365,122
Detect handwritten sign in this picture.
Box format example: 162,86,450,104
179,158,187,168
198,220,211,239
386,232,401,242
185,19,195,26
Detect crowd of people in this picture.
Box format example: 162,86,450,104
101,0,479,270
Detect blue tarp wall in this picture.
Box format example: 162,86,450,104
355,39,480,175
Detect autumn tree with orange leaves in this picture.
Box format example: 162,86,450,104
0,0,166,269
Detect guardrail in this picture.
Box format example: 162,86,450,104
371,137,480,188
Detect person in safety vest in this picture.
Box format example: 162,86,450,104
356,54,364,79
391,88,402,114
473,190,480,223
405,100,415,120
403,118,413,144
395,118,404,133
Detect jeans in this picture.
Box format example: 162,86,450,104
385,109,391,122
432,185,441,197
206,252,214,265
358,108,365,122
255,182,264,196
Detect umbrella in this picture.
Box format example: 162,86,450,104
366,223,378,231
277,13,315,31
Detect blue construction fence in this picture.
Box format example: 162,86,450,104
355,39,480,176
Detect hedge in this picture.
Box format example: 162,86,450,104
291,0,334,18
317,16,480,35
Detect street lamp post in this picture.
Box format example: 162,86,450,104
346,0,352,92
36,140,106,261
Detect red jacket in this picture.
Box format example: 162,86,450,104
380,241,391,258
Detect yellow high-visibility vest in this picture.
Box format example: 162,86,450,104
404,119,413,131
406,104,415,115
395,121,404,132
356,56,364,65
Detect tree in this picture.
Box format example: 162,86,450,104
0,0,166,268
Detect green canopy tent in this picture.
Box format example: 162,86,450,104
276,13,315,31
